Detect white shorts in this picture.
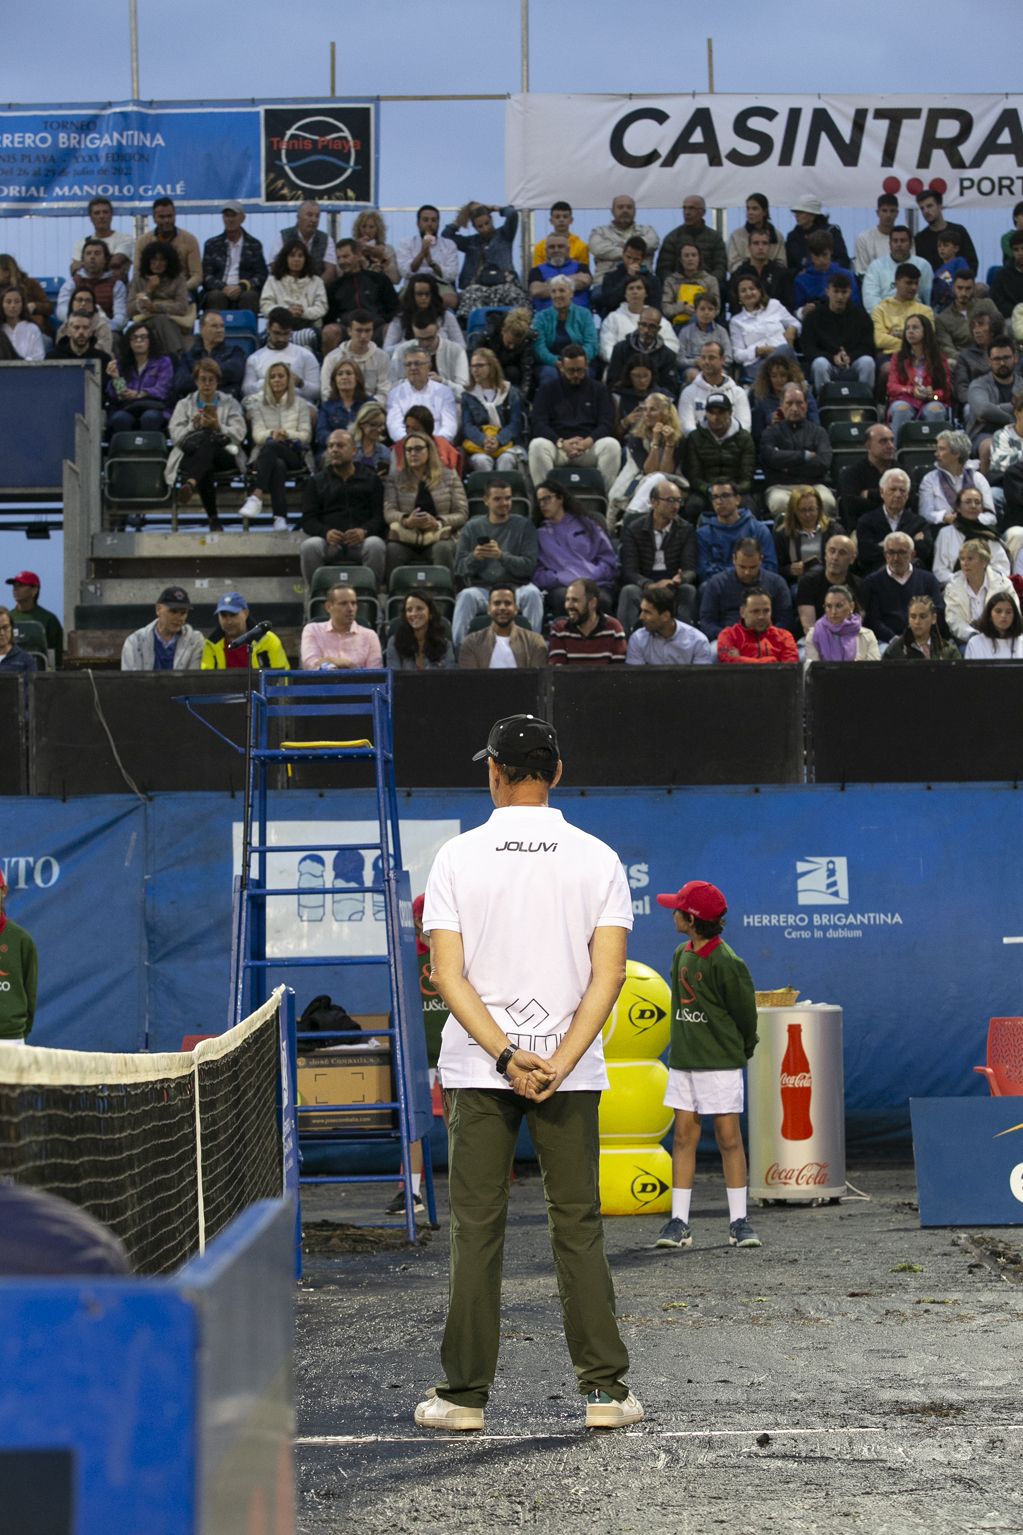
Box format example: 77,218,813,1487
664,1068,744,1115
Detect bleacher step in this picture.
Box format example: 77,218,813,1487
92,530,303,558
80,576,306,607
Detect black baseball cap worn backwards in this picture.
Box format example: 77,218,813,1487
472,714,559,769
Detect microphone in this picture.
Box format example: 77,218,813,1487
227,619,271,651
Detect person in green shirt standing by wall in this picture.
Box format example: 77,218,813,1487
653,879,761,1251
0,867,38,1044
385,893,447,1218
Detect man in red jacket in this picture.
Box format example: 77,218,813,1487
717,587,799,664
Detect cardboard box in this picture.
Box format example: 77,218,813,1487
297,1044,394,1135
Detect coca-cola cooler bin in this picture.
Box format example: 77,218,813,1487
748,1005,846,1202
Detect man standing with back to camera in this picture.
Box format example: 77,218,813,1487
417,715,644,1432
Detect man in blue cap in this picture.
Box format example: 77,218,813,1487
200,591,289,670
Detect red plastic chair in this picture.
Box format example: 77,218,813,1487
974,1017,1023,1096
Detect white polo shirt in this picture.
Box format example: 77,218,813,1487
422,804,633,1091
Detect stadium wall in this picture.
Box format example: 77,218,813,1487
1,783,1018,1141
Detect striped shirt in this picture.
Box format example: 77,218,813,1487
547,615,627,666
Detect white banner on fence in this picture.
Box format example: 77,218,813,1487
506,94,1023,211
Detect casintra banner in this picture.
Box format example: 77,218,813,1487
506,93,1023,209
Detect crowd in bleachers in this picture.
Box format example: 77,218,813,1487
5,184,1023,677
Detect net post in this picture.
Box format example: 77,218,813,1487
193,1053,206,1255
279,986,303,1280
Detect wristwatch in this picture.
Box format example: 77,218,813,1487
495,1046,516,1077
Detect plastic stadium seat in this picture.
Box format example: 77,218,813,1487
986,264,1003,289
464,469,531,518
386,564,455,624
897,419,945,477
548,464,609,519
973,1017,1023,1096
307,563,379,629
466,306,511,336
104,431,172,512
220,309,259,337
828,420,872,481
11,617,47,669
817,381,878,429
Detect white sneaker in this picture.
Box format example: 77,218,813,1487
272,515,289,531
585,1389,645,1429
414,1388,484,1431
238,494,263,519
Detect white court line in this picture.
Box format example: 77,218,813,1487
1002,937,1023,944
297,1424,1023,1446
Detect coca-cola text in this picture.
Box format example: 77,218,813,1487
765,1162,830,1187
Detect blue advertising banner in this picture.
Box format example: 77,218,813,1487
911,1098,1023,1225
3,783,1020,1143
0,99,378,214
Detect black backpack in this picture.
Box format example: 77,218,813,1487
298,994,360,1048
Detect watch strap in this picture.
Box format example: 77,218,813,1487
495,1046,516,1077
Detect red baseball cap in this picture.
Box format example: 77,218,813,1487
6,571,40,588
411,893,428,955
656,880,728,920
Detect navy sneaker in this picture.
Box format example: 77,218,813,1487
654,1216,693,1249
387,1188,425,1216
729,1216,762,1248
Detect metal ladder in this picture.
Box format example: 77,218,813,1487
227,668,437,1241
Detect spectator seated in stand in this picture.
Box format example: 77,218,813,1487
259,240,328,352
321,238,399,356
244,308,320,403
270,200,337,287
532,276,599,384
837,422,897,530
967,337,1022,473
386,590,455,671
444,201,525,320
0,606,38,675
528,232,592,312
166,358,246,531
861,531,945,645
862,226,934,313
172,309,246,402
54,286,113,355
759,384,835,518
320,309,391,406
1,287,45,360
49,311,111,371
931,231,971,312
913,188,978,275
932,487,1011,588
352,401,392,479
461,347,526,472
683,396,756,522
612,358,671,442
383,430,467,575
943,538,1019,646
531,200,590,269
991,392,1023,526
134,197,202,293
656,195,727,290
1000,203,1023,266
804,583,880,662
121,586,203,671
678,341,751,434
729,273,799,385
990,233,1023,320
953,310,1003,413
316,358,370,452
600,278,677,364
390,319,469,398
200,201,267,313
105,321,174,434
872,264,935,359
660,240,721,329
126,242,193,356
726,192,786,272
466,306,535,397
396,204,460,302
593,235,662,319
5,571,63,667
56,238,128,333
773,486,842,591
617,478,698,632
382,273,464,352
548,577,627,665
300,581,383,671
451,479,543,647
794,533,861,637
853,193,899,278
918,429,996,527
676,294,732,384
696,476,777,581
239,362,314,531
200,590,288,670
700,537,798,638
69,197,134,284
0,254,52,339
729,227,792,317
456,584,547,669
625,584,713,665
855,468,933,575
882,594,961,661
750,355,820,442
386,348,458,446
608,395,685,530
605,306,681,400
393,404,462,474
352,210,400,286
784,197,850,274
533,479,619,617
791,231,860,315
964,590,1023,659
886,313,951,432
527,345,620,491
936,273,1000,362
717,586,799,664
800,273,876,395
588,194,661,283
299,429,387,590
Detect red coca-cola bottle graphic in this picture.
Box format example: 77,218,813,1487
780,1022,813,1140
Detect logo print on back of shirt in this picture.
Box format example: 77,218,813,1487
495,841,559,853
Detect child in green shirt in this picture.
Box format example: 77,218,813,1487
654,879,761,1250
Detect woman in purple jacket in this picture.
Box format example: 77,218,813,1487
533,479,620,617
105,321,174,434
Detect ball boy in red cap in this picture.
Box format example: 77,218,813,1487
654,879,761,1250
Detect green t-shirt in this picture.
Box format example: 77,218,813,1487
419,952,446,1068
668,936,757,1071
0,917,38,1039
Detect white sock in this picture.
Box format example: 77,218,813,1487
726,1187,747,1223
671,1188,692,1222
411,1173,422,1195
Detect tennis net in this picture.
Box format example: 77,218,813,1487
0,988,286,1275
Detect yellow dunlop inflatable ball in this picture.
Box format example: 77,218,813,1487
602,960,671,1060
599,1145,672,1217
598,1060,673,1144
